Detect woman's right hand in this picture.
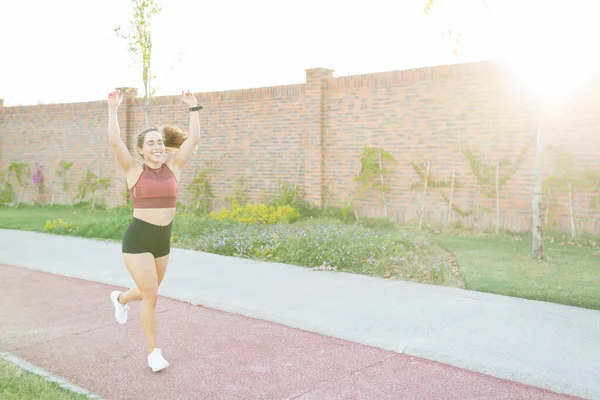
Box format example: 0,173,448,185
108,90,123,109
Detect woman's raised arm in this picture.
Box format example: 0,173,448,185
107,90,136,173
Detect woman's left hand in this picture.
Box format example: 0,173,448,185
181,90,197,107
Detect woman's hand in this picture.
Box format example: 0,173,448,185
180,90,197,107
108,90,123,109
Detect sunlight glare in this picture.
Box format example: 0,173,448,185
500,1,598,106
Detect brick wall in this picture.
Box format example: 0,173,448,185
1,60,599,233
322,62,600,233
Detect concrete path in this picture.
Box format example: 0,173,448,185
1,229,599,399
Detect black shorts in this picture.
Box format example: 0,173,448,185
122,218,172,258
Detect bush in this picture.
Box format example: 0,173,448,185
0,182,15,204
43,218,73,234
209,200,300,224
194,217,451,283
199,218,407,264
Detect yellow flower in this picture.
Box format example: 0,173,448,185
209,201,299,224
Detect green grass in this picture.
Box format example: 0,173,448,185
0,204,131,239
0,204,598,310
0,357,90,400
424,230,600,310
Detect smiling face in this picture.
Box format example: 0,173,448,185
138,130,166,165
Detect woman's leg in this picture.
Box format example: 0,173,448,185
122,252,160,355
118,254,170,304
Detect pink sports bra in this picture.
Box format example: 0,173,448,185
130,163,178,208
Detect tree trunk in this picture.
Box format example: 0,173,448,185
377,150,387,218
447,166,456,227
142,45,151,127
532,114,544,260
324,184,332,208
473,163,484,229
16,163,31,207
1,169,9,196
495,162,500,234
50,184,56,206
418,160,431,231
91,161,100,210
568,182,576,239
544,186,551,226
348,160,362,221
144,74,151,127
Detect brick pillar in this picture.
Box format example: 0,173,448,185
303,68,333,207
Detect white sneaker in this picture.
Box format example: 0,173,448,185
148,348,170,372
110,291,129,324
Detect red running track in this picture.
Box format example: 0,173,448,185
0,264,579,400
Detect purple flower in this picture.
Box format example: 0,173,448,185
32,163,44,185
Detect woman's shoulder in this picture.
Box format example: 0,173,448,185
164,159,175,170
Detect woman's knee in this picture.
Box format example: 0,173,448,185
140,287,159,305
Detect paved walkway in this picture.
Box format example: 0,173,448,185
2,264,572,400
1,229,599,399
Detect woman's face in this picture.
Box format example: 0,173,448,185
139,130,165,164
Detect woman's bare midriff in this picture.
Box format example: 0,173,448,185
133,208,177,226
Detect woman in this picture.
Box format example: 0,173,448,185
106,89,201,372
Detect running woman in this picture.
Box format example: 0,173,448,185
107,89,201,372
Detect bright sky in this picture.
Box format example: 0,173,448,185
1,0,598,106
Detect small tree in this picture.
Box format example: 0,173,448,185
74,167,110,209
355,147,397,219
544,147,600,238
0,168,15,204
4,162,31,207
115,0,163,127
582,168,600,209
437,165,472,226
410,161,457,230
225,175,248,208
462,140,530,233
50,160,74,206
187,162,219,215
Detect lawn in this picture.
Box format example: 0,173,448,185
425,230,600,310
0,357,90,400
0,203,598,311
